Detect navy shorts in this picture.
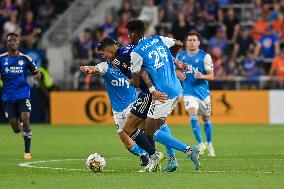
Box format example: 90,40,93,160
130,92,152,119
3,98,32,119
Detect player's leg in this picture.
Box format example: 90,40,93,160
3,101,22,133
19,99,32,160
184,96,206,154
200,97,215,157
147,95,200,170
159,123,178,172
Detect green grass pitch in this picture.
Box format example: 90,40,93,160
0,124,284,189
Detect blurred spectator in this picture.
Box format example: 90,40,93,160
208,26,228,55
160,0,176,23
211,47,225,79
72,28,96,59
117,12,130,46
3,12,20,36
254,25,280,60
272,13,284,42
100,15,116,39
252,14,268,42
269,46,284,87
0,0,17,28
171,12,191,42
37,0,55,31
232,27,255,60
251,0,270,22
223,8,240,44
138,0,159,34
155,8,170,36
118,0,135,18
241,50,263,89
268,1,281,21
224,60,238,78
20,10,41,48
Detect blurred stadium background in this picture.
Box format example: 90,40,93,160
0,0,283,124
1,1,284,188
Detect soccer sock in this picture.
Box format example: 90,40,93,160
153,129,187,152
129,143,142,156
131,129,156,156
204,119,213,144
160,124,175,158
190,114,203,144
22,131,32,153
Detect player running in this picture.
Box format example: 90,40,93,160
80,46,150,167
128,19,201,171
176,32,216,156
81,38,179,172
0,33,41,160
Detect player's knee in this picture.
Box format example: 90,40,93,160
190,114,198,121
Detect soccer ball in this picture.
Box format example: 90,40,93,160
86,153,106,172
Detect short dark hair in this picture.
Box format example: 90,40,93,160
127,19,145,36
97,37,120,51
188,32,201,41
6,33,18,38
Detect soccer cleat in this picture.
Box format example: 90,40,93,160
198,143,206,155
149,152,165,172
162,159,178,172
140,155,149,166
23,153,32,160
138,159,152,172
189,145,200,170
206,143,216,157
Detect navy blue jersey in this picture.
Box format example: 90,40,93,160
0,52,37,102
113,45,149,93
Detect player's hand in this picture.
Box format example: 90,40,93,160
175,60,188,71
176,69,186,81
195,71,204,79
152,90,168,103
33,72,41,81
80,66,95,74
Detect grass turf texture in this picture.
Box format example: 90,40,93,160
0,124,284,189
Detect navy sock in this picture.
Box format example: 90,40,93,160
23,131,32,153
131,129,155,156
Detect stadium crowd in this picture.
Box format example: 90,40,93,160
71,0,284,90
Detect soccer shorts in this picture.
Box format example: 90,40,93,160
147,94,182,120
112,103,133,133
130,92,152,120
3,98,32,119
183,95,211,116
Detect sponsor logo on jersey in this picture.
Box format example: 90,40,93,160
111,78,130,88
5,66,24,73
185,65,199,74
4,57,8,65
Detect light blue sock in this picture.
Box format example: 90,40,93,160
130,143,143,156
160,124,175,157
138,146,148,156
190,114,203,144
153,129,187,153
204,119,213,143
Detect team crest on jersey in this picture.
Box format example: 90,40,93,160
111,68,115,74
18,60,24,66
4,57,8,65
195,58,199,63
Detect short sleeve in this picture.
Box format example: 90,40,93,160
204,54,214,72
25,56,38,74
95,62,108,75
159,36,175,48
130,52,143,73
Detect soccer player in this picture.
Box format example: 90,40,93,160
80,47,150,167
0,33,41,160
176,32,216,157
81,38,178,172
128,19,201,171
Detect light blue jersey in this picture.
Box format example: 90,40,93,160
176,50,213,100
95,62,137,112
131,35,183,99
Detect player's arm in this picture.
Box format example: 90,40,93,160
195,54,214,80
80,62,108,76
26,58,41,81
141,69,168,102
